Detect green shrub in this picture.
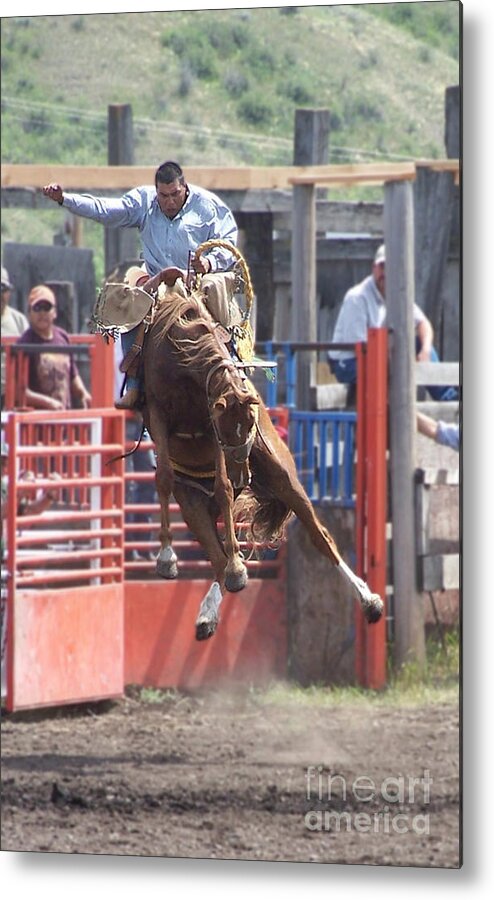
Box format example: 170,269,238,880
247,45,276,76
231,22,251,49
178,62,195,97
223,68,249,98
279,77,315,105
163,26,218,80
238,92,274,126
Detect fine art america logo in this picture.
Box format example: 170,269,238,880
304,766,432,835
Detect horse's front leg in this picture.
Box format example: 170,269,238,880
154,454,178,578
214,447,248,593
172,483,229,641
147,410,178,579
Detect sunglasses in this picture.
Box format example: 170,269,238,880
31,301,55,312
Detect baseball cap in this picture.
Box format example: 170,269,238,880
28,285,56,309
374,244,386,265
1,266,13,289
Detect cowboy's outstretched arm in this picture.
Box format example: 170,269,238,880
42,184,145,228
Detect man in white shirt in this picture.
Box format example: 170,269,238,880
328,245,458,403
1,266,29,405
1,267,28,337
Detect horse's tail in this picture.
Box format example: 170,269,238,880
234,488,293,546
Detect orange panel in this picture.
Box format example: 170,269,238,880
9,583,124,711
124,579,287,689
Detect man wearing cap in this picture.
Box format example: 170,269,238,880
1,267,28,337
328,244,458,403
43,160,240,410
17,286,92,411
1,266,29,406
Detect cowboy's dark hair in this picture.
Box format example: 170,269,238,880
155,161,185,187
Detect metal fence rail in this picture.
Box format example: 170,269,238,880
290,410,356,506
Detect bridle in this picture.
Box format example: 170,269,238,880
205,359,258,464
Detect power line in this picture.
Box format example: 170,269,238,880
2,95,417,162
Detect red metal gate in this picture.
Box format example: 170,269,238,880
355,329,388,690
1,408,286,711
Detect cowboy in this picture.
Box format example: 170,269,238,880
43,161,241,410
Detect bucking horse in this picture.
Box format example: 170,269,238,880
135,244,383,641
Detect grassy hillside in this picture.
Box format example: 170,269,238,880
1,3,460,282
1,3,460,165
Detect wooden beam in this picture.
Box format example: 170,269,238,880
1,160,460,192
0,163,353,191
290,162,416,186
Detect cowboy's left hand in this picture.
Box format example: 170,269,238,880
191,254,211,275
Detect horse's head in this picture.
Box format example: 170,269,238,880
210,386,259,466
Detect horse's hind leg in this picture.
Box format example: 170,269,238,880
254,449,383,624
213,448,248,593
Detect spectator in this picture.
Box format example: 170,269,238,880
328,245,458,403
43,160,241,410
17,286,92,411
1,267,28,336
416,411,460,452
1,266,29,406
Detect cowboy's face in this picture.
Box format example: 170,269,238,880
156,178,187,219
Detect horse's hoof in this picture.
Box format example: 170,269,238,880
225,569,248,593
195,619,218,641
155,559,178,579
363,594,384,624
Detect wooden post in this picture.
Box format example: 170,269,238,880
445,84,461,275
291,183,316,408
384,180,425,671
293,108,330,167
445,85,460,158
235,212,273,341
413,165,455,348
105,104,138,275
290,109,329,408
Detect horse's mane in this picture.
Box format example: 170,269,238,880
152,288,251,402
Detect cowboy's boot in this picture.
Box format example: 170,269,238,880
115,387,140,410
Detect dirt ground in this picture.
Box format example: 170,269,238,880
1,688,460,868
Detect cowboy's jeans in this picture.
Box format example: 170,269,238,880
120,328,140,392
